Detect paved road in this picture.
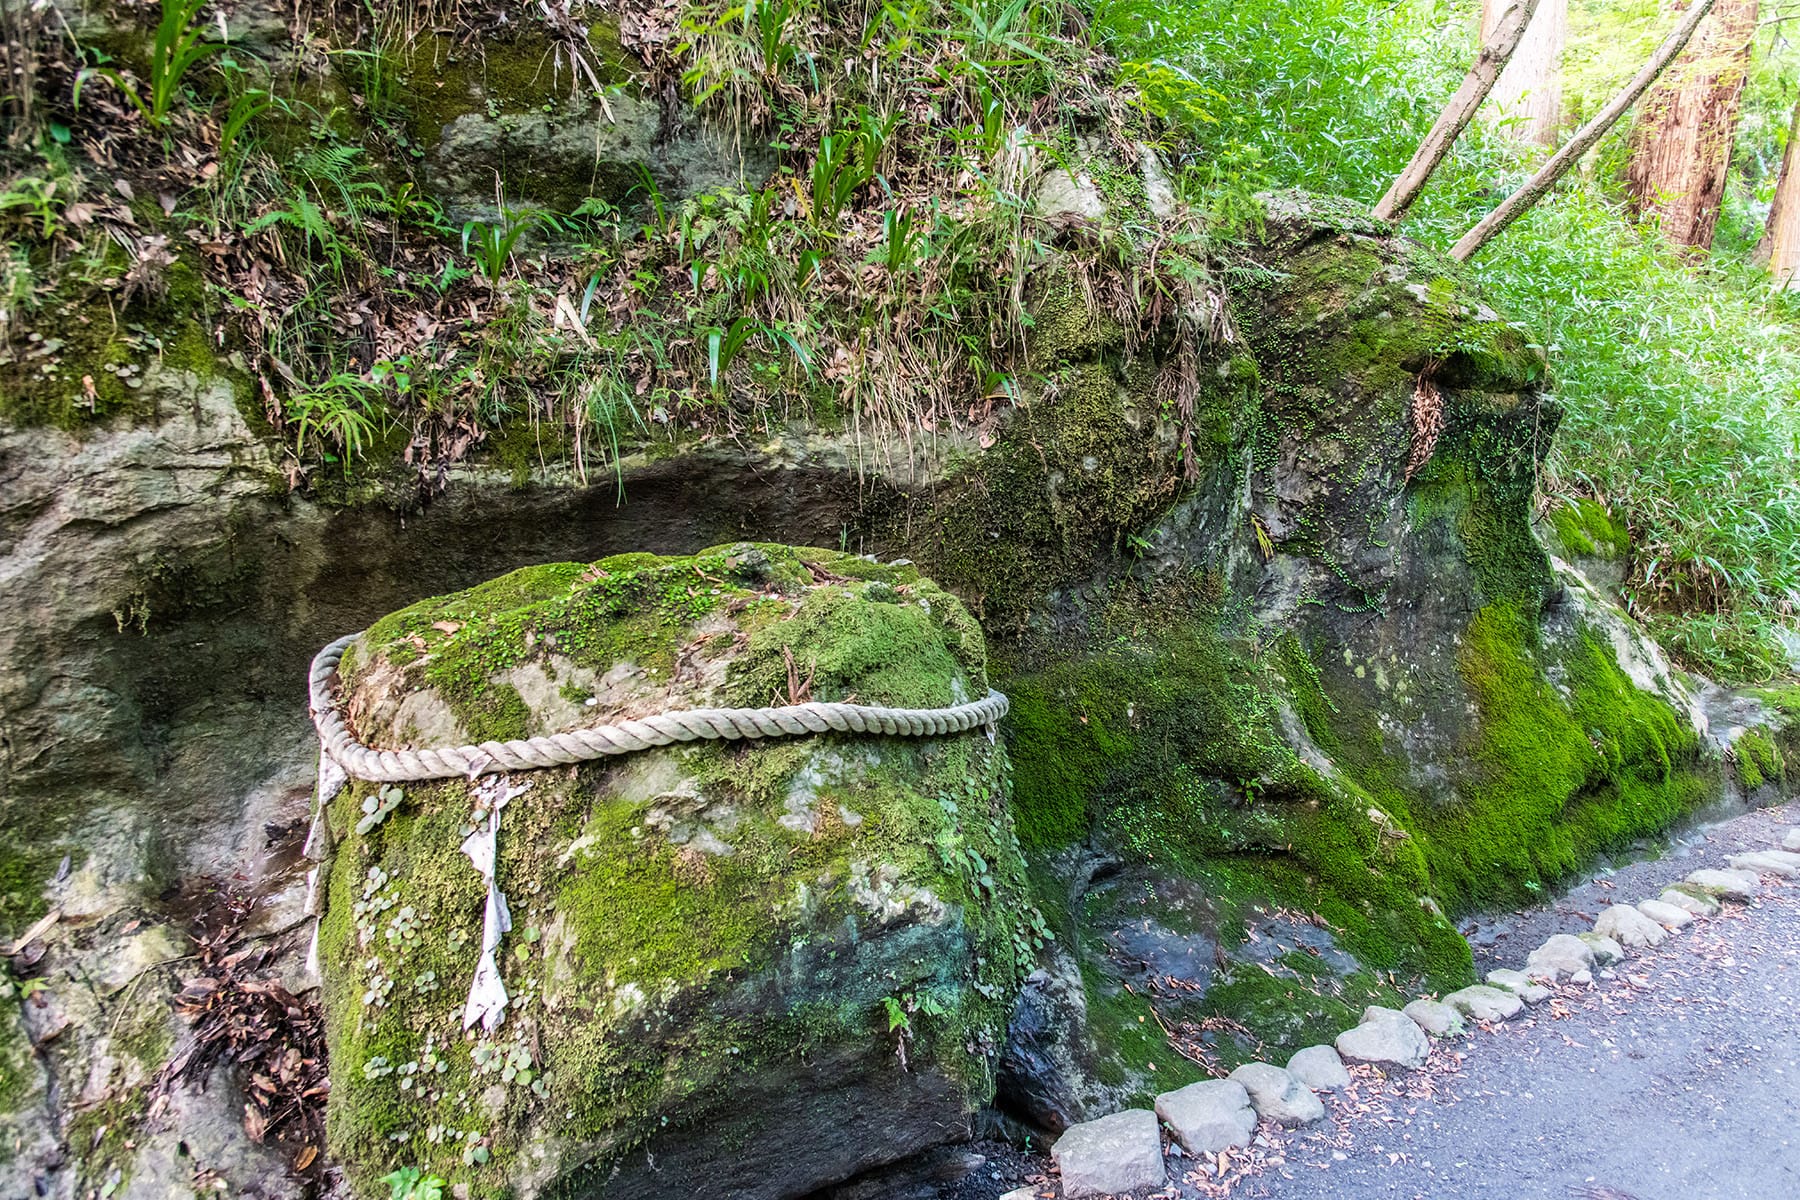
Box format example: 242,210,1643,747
939,802,1800,1200
1232,800,1800,1200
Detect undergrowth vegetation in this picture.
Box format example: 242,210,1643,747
1,0,1794,678
0,0,1222,496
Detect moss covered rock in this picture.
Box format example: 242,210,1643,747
400,23,774,218
317,544,1038,1198
982,195,1721,1103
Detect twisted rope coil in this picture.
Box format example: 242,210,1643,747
308,632,1010,783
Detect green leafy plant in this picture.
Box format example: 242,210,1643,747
379,1167,444,1200
808,112,890,235
286,369,390,472
219,86,274,155
462,207,551,286
76,0,229,130
878,203,925,273
0,176,64,239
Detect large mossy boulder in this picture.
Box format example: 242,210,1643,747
985,195,1720,1116
316,544,1037,1198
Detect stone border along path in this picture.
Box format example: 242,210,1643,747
999,824,1800,1200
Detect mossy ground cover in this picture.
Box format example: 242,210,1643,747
320,545,1041,1191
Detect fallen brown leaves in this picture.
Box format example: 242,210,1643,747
152,884,328,1182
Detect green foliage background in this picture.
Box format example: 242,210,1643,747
1099,0,1800,680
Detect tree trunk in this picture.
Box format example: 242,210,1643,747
1451,0,1719,262
1372,0,1543,222
1757,97,1800,285
1624,0,1759,253
1481,0,1567,145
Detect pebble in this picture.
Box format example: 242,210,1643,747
1443,984,1524,1023
1154,1080,1256,1155
1595,903,1668,948
1402,998,1464,1037
1229,1062,1325,1127
1686,868,1760,899
1570,968,1593,985
1635,898,1695,929
1336,1006,1431,1069
1051,1109,1165,1199
1783,828,1800,852
1286,1044,1352,1091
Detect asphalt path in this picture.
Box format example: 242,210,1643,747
1224,799,1800,1200
934,802,1800,1200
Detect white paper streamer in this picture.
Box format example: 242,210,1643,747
302,747,347,930
461,775,529,1033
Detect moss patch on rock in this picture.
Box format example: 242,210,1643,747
1001,579,1472,1054
1548,498,1631,561
320,545,1040,1196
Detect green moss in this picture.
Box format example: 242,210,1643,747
1735,729,1783,791
1004,582,1472,1049
921,274,1256,626
0,250,236,432
1548,498,1630,561
1426,603,1710,910
0,983,40,1131
1077,959,1209,1096
62,995,172,1193
321,546,1033,1192
0,843,57,944
1197,964,1404,1068
483,417,572,484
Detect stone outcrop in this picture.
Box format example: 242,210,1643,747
0,65,1788,1192
315,546,1034,1198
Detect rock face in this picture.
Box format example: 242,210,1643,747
994,946,1097,1132
316,546,1034,1198
0,179,1773,1196
392,21,775,217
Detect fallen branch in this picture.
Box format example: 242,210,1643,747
1450,0,1718,261
1373,0,1543,222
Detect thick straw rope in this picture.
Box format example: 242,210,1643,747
308,632,1010,782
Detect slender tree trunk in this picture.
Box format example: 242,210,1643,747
1481,0,1567,145
1372,0,1543,221
1756,97,1800,284
1624,0,1758,253
1451,0,1719,262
